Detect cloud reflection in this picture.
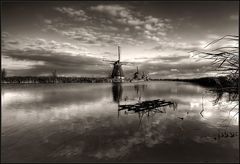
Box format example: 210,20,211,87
2,82,239,162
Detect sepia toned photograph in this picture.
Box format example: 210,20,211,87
1,0,239,163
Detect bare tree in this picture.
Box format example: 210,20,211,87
51,70,57,83
52,70,57,78
1,68,7,79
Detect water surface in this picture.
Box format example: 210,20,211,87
1,81,239,162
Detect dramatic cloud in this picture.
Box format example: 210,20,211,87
2,37,112,76
90,4,172,42
2,1,238,78
138,59,215,79
54,7,89,21
90,4,144,27
153,41,201,52
2,48,109,76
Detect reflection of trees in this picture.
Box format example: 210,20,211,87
201,89,239,126
134,84,146,95
214,91,239,124
208,88,239,114
1,68,6,79
214,90,238,104
213,91,223,105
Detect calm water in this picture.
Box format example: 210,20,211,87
1,81,239,162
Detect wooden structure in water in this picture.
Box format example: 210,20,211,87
117,98,177,128
111,83,178,122
118,99,176,113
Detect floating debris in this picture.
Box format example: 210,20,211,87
119,99,176,113
177,117,184,120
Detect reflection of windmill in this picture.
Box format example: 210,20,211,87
112,83,123,103
111,83,123,118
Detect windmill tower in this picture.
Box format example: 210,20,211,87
111,46,125,83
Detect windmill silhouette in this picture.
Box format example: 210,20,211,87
103,46,130,83
110,46,125,83
103,46,149,83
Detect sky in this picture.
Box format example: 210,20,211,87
1,1,239,78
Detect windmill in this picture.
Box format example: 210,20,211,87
103,46,126,83
103,46,146,82
129,66,150,82
110,46,125,82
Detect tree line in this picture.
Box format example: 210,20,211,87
1,69,111,83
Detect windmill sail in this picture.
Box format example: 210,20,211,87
118,46,120,61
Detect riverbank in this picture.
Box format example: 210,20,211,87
151,76,238,90
1,76,238,91
1,76,112,84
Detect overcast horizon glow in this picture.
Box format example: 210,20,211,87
2,1,239,79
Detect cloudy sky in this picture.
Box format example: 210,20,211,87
2,1,239,78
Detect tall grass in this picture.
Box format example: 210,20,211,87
191,35,239,118
191,35,239,90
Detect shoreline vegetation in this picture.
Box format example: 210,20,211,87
1,76,238,91
153,76,238,89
